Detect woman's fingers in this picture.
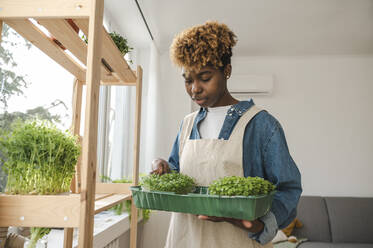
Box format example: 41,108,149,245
150,159,170,175
198,215,209,220
198,215,225,222
242,220,253,229
159,162,165,174
198,215,259,232
151,158,162,171
163,162,170,173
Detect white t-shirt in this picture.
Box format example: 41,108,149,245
199,105,232,139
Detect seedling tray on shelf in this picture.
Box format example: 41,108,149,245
130,186,275,220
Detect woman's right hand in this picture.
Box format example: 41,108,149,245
151,158,171,175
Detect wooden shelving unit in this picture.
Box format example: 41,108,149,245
0,1,142,247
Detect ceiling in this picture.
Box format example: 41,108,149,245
106,0,373,56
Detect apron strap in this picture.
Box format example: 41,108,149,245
229,105,263,141
179,111,199,159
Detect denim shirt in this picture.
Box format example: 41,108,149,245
168,100,302,244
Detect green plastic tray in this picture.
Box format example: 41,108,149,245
130,186,275,220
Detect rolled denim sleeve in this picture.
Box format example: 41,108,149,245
263,121,302,229
247,211,278,245
168,121,183,172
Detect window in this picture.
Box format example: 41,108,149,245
1,23,74,130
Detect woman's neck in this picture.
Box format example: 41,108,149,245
211,91,239,107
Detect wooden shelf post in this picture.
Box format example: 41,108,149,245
130,66,143,248
0,21,3,42
64,78,83,248
77,0,104,247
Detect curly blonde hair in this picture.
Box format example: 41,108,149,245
170,21,237,71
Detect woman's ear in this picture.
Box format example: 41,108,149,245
224,64,232,79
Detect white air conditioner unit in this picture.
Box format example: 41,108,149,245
228,74,274,95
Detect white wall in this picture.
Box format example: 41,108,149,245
232,55,373,197
154,54,373,197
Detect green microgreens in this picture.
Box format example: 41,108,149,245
109,32,133,57
141,172,196,195
0,121,80,195
81,31,132,62
208,176,276,196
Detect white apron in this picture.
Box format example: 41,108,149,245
165,105,274,248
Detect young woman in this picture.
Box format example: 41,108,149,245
152,21,302,248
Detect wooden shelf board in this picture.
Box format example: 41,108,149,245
99,70,137,85
0,192,131,228
37,18,118,83
37,19,87,64
94,194,131,214
3,18,134,85
96,183,133,194
100,66,120,83
99,81,136,86
74,18,137,83
0,0,91,19
0,194,80,228
95,193,114,201
5,19,86,82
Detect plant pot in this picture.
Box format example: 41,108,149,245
131,186,275,221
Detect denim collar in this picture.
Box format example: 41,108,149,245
226,99,254,116
199,99,254,117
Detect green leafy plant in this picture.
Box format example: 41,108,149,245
109,31,133,57
101,175,151,222
0,121,80,195
28,227,50,247
81,31,133,61
0,121,80,247
141,172,196,194
208,176,276,197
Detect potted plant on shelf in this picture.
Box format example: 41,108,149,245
109,31,133,59
81,30,133,63
0,121,81,247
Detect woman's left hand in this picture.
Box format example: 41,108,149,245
198,215,264,234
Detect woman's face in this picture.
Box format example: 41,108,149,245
182,65,230,108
